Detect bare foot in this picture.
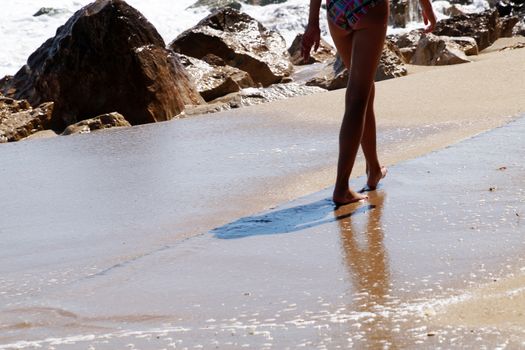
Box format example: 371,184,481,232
367,165,387,190
333,188,368,206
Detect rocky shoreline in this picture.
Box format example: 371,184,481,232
0,0,523,142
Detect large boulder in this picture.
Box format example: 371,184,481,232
62,112,131,135
0,95,54,143
1,0,203,131
288,34,336,65
433,9,519,51
411,33,471,65
170,7,293,87
177,54,256,101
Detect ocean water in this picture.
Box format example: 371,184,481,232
0,0,487,78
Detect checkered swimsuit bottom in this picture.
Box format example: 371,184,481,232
327,0,384,30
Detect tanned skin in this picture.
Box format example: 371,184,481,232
302,0,436,205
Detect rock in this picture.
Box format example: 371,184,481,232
21,130,58,141
499,15,520,37
496,1,513,16
434,9,519,51
170,7,293,87
188,0,242,11
1,0,203,131
447,36,479,55
390,31,479,61
240,0,287,5
498,42,525,51
0,96,54,143
389,0,422,28
444,4,466,17
305,56,348,90
288,34,336,65
390,0,408,27
411,33,471,65
185,83,326,115
513,19,525,36
376,40,408,80
62,112,131,135
306,42,407,90
389,30,423,62
33,7,68,17
177,54,256,101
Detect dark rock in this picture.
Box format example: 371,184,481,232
499,15,520,37
1,0,203,131
62,112,131,135
170,7,293,87
201,54,227,66
288,34,336,65
496,1,513,16
177,54,256,101
434,9,519,51
0,96,54,142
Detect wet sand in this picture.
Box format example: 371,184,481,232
0,114,523,349
0,38,524,348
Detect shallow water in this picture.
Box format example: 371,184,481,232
0,108,523,348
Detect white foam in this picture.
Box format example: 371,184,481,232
0,0,485,78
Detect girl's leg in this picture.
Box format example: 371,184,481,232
329,18,386,193
332,0,389,205
361,83,387,190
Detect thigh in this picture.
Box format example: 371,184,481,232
328,19,354,69
347,23,387,101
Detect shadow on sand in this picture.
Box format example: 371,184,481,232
212,196,376,239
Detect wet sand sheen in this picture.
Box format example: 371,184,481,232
0,38,524,348
0,115,523,349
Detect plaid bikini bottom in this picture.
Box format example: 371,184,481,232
327,0,384,30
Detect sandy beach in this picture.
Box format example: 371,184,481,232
0,37,524,348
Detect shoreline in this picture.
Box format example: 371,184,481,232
0,37,524,348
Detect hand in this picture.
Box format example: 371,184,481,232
301,24,321,61
421,0,437,33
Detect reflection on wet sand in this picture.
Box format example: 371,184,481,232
336,192,396,348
